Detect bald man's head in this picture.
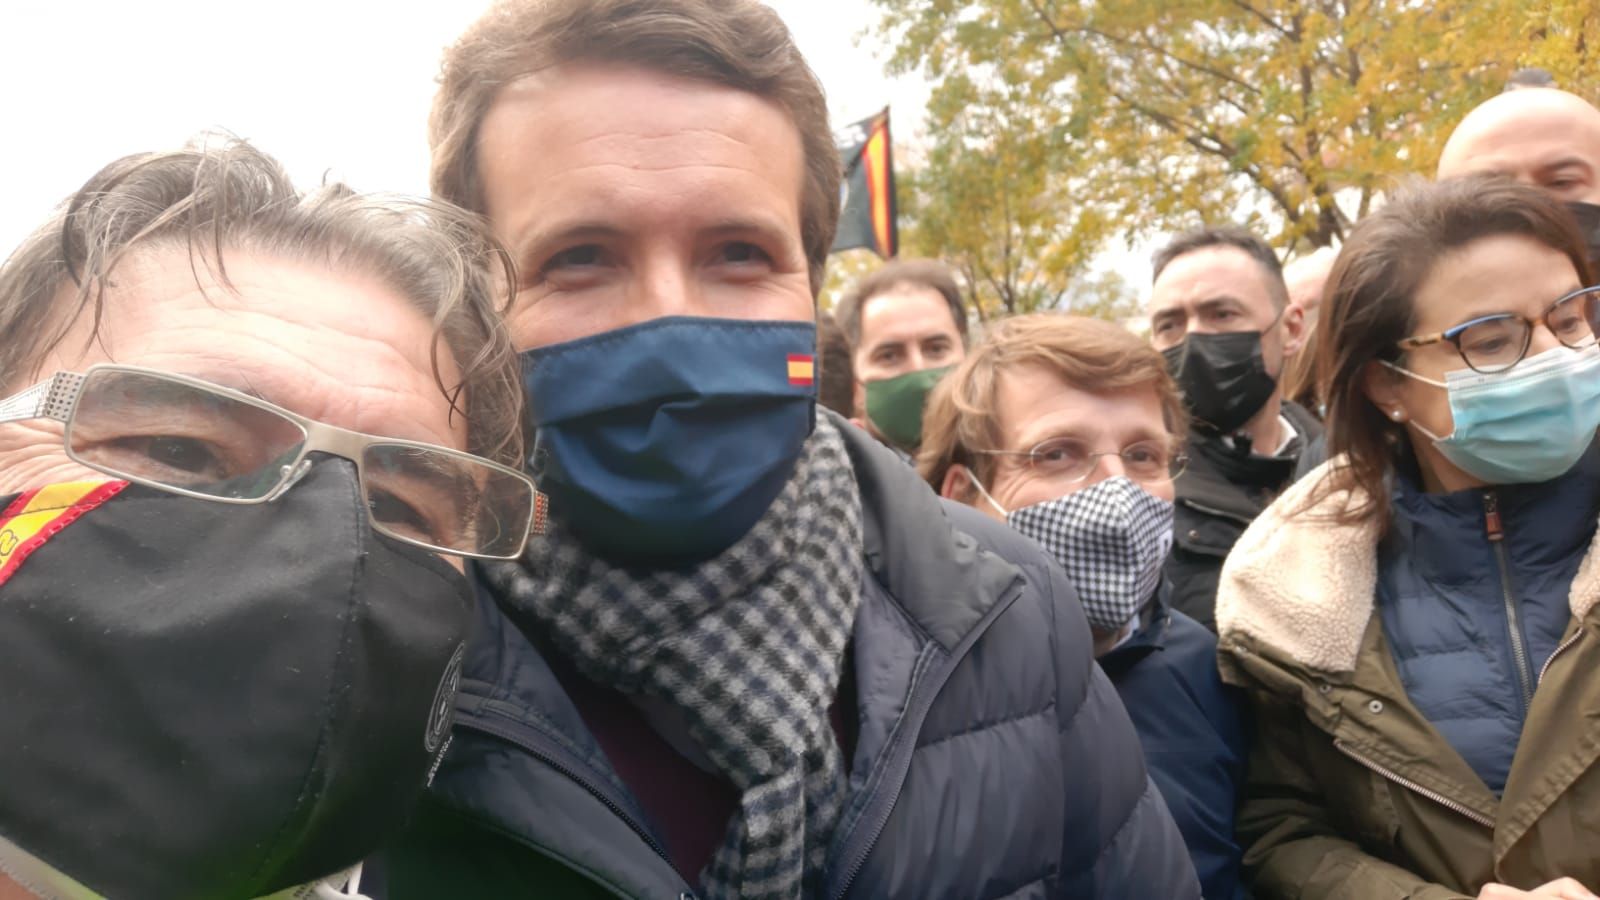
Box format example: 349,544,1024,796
1282,246,1338,320
1438,88,1600,204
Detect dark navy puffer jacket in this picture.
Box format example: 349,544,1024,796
1099,589,1249,900
382,414,1198,899
1376,448,1600,796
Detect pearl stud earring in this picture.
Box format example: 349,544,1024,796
1391,410,1404,421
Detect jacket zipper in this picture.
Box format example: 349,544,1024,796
1484,492,1535,713
455,714,677,870
1537,627,1585,684
1333,739,1495,828
829,647,940,900
829,581,1025,900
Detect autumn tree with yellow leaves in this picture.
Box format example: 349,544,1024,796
872,0,1598,318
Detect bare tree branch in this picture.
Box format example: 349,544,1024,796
1023,0,1264,96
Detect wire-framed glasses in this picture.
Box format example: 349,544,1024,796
973,437,1187,485
1396,285,1600,374
0,364,547,560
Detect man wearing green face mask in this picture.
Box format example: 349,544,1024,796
836,259,970,451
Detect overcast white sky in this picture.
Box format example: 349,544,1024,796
0,1,930,257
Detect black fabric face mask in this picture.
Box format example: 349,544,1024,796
1567,200,1600,273
0,460,472,900
1162,330,1280,435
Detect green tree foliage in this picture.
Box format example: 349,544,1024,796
873,0,1598,304
820,249,886,313
896,84,1103,319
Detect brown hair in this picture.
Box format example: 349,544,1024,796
1310,175,1596,526
430,0,840,298
0,138,525,466
815,311,856,417
917,313,1188,492
835,259,970,349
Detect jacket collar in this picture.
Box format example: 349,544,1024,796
1390,454,1600,579
1096,586,1172,677
827,410,1021,651
1178,400,1323,520
442,413,1026,897
1216,456,1600,675
470,414,1021,737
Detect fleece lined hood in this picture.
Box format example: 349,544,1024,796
1215,457,1600,676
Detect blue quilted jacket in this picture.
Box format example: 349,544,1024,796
381,414,1198,899
1376,449,1600,795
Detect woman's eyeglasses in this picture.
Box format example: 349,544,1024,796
0,364,547,560
1396,285,1600,374
973,437,1187,485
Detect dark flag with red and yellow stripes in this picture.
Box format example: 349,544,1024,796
831,108,897,258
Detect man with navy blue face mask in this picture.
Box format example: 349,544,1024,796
379,2,1198,899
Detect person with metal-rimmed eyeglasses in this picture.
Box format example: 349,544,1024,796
0,365,544,561
0,139,541,900
967,435,1188,489
916,312,1250,900
1216,176,1600,899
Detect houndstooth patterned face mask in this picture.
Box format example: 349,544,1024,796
971,472,1174,632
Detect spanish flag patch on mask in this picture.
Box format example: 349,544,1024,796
0,481,126,588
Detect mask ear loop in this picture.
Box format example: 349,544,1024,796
963,467,1010,518
1377,360,1450,441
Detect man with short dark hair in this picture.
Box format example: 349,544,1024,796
1148,227,1322,631
834,259,968,451
1438,87,1600,271
382,2,1199,898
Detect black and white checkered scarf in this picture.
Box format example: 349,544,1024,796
485,416,863,900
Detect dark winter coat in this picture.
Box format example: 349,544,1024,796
1217,452,1600,897
1167,400,1323,631
1100,588,1250,899
1375,461,1595,795
381,415,1199,899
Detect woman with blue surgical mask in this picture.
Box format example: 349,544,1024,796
919,314,1250,900
1216,176,1600,899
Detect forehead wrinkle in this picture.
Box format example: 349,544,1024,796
567,125,764,152
536,160,783,199
526,161,796,221
1016,403,1168,447
864,318,957,346
102,318,461,448
138,337,442,423
1415,239,1584,331
1014,420,1091,448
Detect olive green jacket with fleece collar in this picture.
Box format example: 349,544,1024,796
1214,461,1600,899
